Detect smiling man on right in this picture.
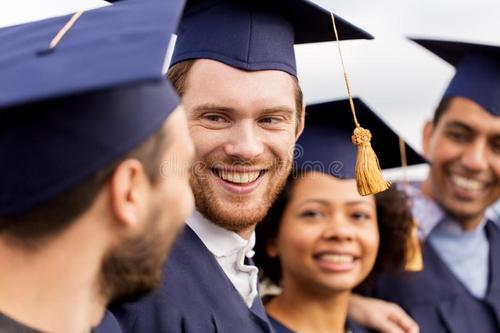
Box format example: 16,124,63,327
416,41,500,232
350,40,500,333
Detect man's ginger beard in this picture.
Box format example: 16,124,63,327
191,159,292,232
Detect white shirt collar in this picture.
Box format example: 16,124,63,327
186,210,256,259
186,210,259,307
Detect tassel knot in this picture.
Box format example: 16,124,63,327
352,127,372,145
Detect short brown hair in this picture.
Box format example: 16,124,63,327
167,60,304,131
0,125,168,250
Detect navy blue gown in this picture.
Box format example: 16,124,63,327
373,221,500,333
110,225,275,333
93,310,122,333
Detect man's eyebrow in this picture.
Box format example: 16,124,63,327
191,104,236,115
190,104,296,116
259,106,295,115
444,121,475,132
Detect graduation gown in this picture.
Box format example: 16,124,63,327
93,310,122,333
373,221,500,333
0,312,43,333
110,225,275,333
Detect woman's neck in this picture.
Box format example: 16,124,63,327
266,280,350,333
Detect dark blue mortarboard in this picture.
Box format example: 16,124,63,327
411,38,500,116
296,98,425,179
0,0,186,215
170,0,373,77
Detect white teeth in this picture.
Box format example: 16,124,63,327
451,175,484,192
216,170,260,184
319,254,354,264
241,173,249,183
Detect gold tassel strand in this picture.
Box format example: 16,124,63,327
405,223,423,271
398,137,423,271
330,13,390,196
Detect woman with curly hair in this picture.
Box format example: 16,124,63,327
254,98,424,333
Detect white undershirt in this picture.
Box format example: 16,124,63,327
186,210,259,307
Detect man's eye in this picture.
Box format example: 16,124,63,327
204,114,228,123
446,131,470,142
491,140,500,155
259,117,281,125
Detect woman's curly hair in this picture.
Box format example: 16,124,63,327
254,169,414,289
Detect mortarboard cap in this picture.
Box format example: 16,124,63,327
170,0,373,77
0,0,186,215
410,38,500,116
295,98,425,179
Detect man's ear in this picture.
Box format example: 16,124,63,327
295,105,306,139
422,121,434,161
109,159,148,229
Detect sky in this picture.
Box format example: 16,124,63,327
1,0,500,181
297,0,500,147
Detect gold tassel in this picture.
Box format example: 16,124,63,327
330,13,390,195
398,137,423,271
405,220,423,271
352,127,390,195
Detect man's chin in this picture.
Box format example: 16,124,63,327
198,200,268,232
193,165,291,231
442,199,488,226
101,227,169,305
109,283,157,306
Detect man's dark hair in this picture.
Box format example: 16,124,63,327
432,97,453,125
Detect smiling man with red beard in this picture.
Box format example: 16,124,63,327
110,1,373,333
348,39,500,333
184,61,298,239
